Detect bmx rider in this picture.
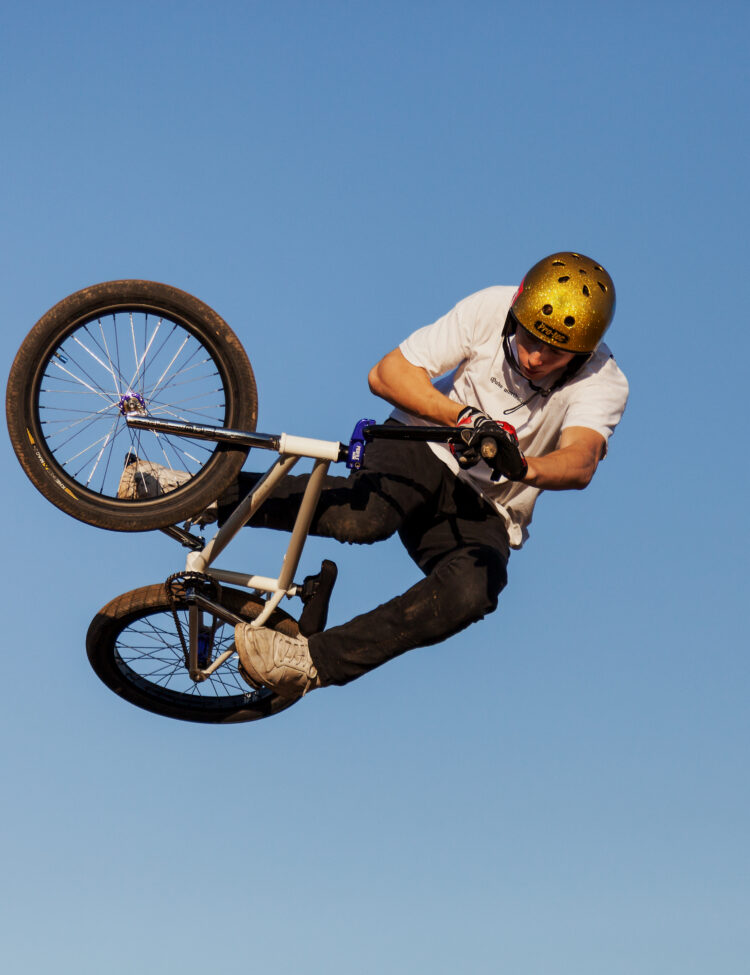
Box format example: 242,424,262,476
226,251,629,697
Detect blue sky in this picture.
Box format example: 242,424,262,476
2,1,748,972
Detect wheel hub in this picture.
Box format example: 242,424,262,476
118,390,147,415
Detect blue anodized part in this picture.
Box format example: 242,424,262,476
346,418,376,470
197,629,212,668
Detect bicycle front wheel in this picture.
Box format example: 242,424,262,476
6,280,257,531
87,583,301,724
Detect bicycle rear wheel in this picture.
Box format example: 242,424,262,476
87,583,301,724
6,280,257,531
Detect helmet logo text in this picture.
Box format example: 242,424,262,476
532,320,569,345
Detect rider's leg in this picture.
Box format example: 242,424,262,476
306,483,510,686
218,433,446,544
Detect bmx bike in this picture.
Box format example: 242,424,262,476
6,281,505,724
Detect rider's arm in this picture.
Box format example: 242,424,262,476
368,348,464,426
370,350,608,490
522,426,606,491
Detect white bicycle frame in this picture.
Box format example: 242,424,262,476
187,441,340,621
125,413,476,683
126,414,348,682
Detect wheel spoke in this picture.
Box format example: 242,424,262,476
128,313,162,392
147,334,191,401
36,306,230,499
50,356,117,407
116,611,246,698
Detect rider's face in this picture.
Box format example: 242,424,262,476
515,327,576,381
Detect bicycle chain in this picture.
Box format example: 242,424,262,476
165,572,222,670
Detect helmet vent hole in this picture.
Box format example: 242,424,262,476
579,268,587,275
552,260,565,266
594,265,603,272
564,316,575,327
582,285,590,297
558,275,570,283
542,304,553,315
598,281,607,293
571,253,581,258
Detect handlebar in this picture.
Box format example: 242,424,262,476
361,423,459,443
351,420,500,472
362,423,497,456
125,415,499,468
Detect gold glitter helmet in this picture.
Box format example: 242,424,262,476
511,252,616,353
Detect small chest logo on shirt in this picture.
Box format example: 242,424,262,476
490,376,524,402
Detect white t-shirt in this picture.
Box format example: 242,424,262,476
391,286,629,549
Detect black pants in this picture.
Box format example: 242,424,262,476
220,433,510,686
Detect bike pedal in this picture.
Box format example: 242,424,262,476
298,559,338,637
